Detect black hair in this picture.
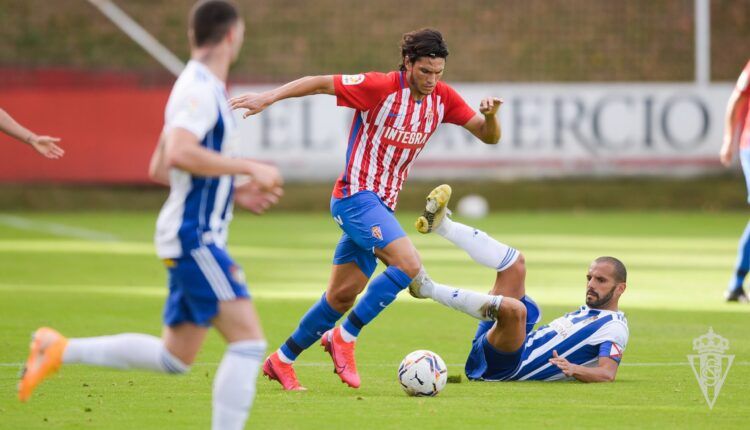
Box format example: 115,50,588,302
399,28,449,71
595,256,627,283
189,0,239,47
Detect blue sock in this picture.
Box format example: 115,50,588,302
341,266,412,338
729,220,750,293
280,294,342,361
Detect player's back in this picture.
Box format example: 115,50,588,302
508,306,628,381
155,60,239,259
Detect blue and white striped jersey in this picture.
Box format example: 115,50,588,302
155,60,239,258
506,306,628,381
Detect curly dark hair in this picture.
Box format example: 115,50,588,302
398,28,449,71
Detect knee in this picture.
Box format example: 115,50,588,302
327,282,362,311
499,297,527,325
507,252,526,276
162,348,190,374
391,254,422,279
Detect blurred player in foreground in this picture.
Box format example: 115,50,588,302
1,107,63,159
410,185,629,382
231,28,502,390
18,2,282,429
719,59,750,303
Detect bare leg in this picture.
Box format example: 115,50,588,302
489,254,526,299
374,236,422,278
162,323,209,365
326,262,370,313
485,297,528,353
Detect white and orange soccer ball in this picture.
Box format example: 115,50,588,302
397,350,448,397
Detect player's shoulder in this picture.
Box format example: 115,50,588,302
434,81,468,108
585,311,629,347
176,68,214,94
168,73,218,115
435,80,460,95
342,71,401,88
601,312,629,337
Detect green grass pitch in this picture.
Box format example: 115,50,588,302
0,210,749,429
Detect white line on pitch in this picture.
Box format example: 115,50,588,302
0,214,119,242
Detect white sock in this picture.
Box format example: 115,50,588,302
62,333,188,373
212,340,267,430
339,326,357,343
416,273,502,321
436,217,519,271
276,349,294,364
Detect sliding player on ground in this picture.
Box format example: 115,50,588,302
411,185,629,382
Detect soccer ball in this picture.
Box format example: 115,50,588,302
456,194,489,219
397,350,448,397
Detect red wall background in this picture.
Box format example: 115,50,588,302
1,70,171,183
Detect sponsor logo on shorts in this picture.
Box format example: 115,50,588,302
342,74,365,85
371,225,383,240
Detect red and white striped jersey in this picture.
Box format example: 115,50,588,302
332,71,475,209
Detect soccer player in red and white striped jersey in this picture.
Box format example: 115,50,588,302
231,28,503,390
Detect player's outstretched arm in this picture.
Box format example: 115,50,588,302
548,350,619,383
229,75,335,118
719,88,748,166
164,127,283,191
0,108,64,159
462,97,503,144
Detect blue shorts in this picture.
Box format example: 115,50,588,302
464,296,541,381
330,191,407,278
740,148,750,204
163,244,250,327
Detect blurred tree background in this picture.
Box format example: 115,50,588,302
0,0,747,83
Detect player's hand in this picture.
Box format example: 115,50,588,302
479,97,503,116
244,160,284,191
719,140,734,167
229,92,272,118
30,135,64,159
234,179,283,214
549,350,576,377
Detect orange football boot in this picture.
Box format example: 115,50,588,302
262,351,306,391
320,327,361,388
18,327,68,402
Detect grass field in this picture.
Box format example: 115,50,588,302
1,210,749,429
